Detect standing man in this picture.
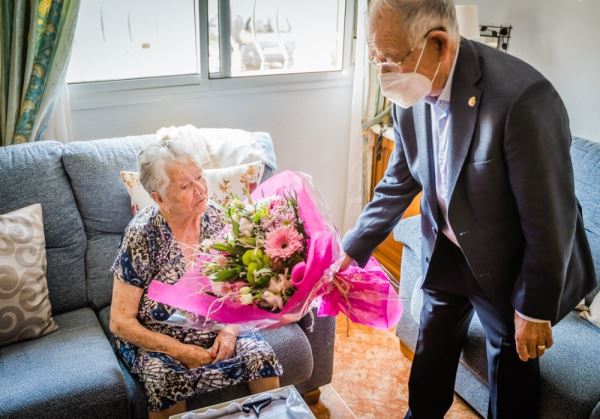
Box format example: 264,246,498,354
341,1,597,418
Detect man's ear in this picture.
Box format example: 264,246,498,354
429,29,450,62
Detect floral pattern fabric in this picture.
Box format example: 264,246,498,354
110,205,282,411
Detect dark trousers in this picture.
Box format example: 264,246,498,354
405,234,540,419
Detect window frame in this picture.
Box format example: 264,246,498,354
69,0,355,111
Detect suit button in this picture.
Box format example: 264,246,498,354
432,227,438,235
425,257,430,263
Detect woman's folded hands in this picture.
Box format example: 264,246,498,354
175,343,215,369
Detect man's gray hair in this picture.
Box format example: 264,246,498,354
370,0,460,45
138,131,209,197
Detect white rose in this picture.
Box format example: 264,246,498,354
239,218,254,237
240,293,254,305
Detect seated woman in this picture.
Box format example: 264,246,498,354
110,135,281,419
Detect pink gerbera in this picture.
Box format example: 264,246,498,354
264,226,304,260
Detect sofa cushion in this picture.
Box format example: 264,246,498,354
63,135,154,235
571,137,600,302
538,313,600,418
0,308,129,419
87,234,123,310
393,215,422,254
0,204,58,346
0,141,87,314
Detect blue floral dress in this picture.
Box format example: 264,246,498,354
110,205,282,412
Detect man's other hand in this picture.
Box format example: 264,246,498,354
514,312,553,361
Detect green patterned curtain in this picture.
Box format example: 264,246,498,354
0,0,80,147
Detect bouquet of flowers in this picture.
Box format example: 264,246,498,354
148,171,402,331
201,193,307,312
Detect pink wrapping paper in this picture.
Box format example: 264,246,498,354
147,170,402,330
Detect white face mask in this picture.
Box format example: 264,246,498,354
378,38,441,109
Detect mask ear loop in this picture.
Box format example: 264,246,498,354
431,61,441,84
414,36,442,85
412,37,429,74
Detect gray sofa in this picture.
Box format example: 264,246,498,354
0,134,335,419
395,136,600,418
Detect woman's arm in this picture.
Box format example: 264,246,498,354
109,278,214,368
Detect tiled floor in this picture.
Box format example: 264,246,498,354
309,315,481,418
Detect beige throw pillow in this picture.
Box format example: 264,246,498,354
120,161,265,214
0,203,58,347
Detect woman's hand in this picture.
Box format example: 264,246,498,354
176,344,215,369
210,327,239,362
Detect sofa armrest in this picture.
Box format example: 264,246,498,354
393,215,422,255
294,307,336,394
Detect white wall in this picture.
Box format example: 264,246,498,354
70,84,353,227
467,0,600,141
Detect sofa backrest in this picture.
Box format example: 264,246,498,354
63,135,155,310
571,137,600,299
0,141,87,314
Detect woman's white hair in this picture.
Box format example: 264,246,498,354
369,0,460,46
138,127,210,196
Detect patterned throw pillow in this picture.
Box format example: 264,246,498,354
0,203,58,347
120,161,265,214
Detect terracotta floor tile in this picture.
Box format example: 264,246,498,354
309,315,482,418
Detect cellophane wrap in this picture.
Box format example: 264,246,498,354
148,171,402,332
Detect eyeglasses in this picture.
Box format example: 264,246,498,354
368,26,447,71
368,44,418,71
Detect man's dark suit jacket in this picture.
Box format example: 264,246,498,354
343,38,597,324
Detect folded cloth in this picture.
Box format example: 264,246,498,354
181,387,313,419
580,292,600,328
156,125,277,171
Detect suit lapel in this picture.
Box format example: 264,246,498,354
446,39,482,209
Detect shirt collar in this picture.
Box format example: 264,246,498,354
424,46,460,111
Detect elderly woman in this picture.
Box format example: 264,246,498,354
109,135,281,419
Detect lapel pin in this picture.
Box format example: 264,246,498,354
468,96,477,107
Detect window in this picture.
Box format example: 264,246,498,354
67,0,200,83
208,0,346,78
67,0,347,85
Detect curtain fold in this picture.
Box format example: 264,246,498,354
1,0,79,147
342,0,391,233
41,79,73,142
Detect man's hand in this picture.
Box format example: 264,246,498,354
176,343,214,369
514,312,553,362
210,328,238,363
339,253,355,272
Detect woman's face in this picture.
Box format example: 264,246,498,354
158,160,208,218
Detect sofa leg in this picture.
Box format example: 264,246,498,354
399,341,415,361
302,388,321,405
